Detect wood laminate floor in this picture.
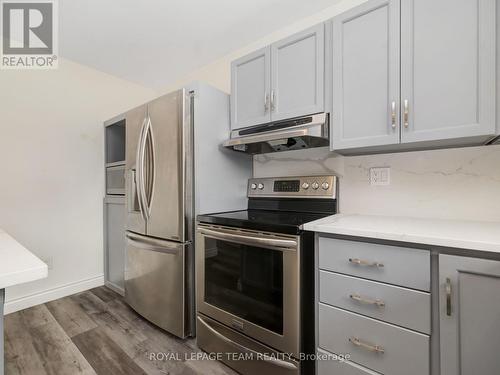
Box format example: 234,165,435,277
4,287,238,375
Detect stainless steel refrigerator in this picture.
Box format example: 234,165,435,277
124,82,251,338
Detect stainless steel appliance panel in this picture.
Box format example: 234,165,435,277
125,231,188,338
125,104,148,235
196,224,300,356
146,90,189,242
106,165,126,195
197,314,299,375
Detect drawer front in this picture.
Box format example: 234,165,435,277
319,304,429,375
320,271,430,334
319,237,430,291
317,348,381,375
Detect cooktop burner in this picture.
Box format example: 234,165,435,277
197,175,338,235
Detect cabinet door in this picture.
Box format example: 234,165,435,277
270,24,324,121
331,0,400,151
105,196,126,292
230,47,271,130
400,0,496,144
440,254,500,375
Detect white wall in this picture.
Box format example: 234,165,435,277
0,59,156,312
163,0,367,93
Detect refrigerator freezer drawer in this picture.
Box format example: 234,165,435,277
125,232,190,338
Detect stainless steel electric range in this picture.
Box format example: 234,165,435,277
196,175,338,375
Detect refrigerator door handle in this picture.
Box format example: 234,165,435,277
126,232,181,255
145,116,155,218
137,116,149,221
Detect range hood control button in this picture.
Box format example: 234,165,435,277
250,183,257,190
312,182,319,190
322,182,330,190
258,183,265,190
302,182,310,190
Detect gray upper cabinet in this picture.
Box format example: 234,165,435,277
271,24,325,121
231,47,271,130
231,25,325,130
331,0,401,150
330,0,496,153
400,0,496,144
440,254,500,375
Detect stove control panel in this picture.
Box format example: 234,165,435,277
248,175,337,199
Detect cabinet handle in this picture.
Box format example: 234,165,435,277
270,90,276,111
403,99,409,128
349,293,386,308
391,101,397,129
445,277,452,316
349,258,384,268
349,337,385,354
264,92,270,112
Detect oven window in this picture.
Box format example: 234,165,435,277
204,238,283,335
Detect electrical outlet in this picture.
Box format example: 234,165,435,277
370,167,391,186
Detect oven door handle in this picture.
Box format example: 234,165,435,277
198,227,297,251
197,316,298,371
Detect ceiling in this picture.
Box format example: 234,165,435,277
59,0,341,89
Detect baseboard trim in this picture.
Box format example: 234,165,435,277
4,275,105,315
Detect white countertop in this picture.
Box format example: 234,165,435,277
303,214,500,253
0,229,48,290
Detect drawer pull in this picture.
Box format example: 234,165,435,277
349,293,386,308
349,337,385,354
349,258,384,268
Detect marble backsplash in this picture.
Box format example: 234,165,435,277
253,145,500,222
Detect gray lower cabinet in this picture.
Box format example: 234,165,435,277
439,254,500,375
317,236,431,375
331,0,401,150
319,304,429,375
104,196,126,294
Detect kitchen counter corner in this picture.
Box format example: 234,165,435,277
0,229,48,290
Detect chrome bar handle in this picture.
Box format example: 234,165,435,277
349,258,384,268
138,116,151,220
270,89,276,111
403,99,409,128
445,277,452,316
350,293,386,308
197,316,298,370
135,117,148,221
144,117,155,219
349,337,385,354
264,92,270,112
198,227,297,251
391,101,397,129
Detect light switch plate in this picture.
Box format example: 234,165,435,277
370,167,390,186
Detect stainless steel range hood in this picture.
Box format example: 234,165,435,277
223,113,329,154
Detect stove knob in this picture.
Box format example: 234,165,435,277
312,182,319,190
322,182,330,190
250,183,257,190
302,182,310,190
258,183,265,190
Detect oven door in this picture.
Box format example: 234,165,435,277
196,224,300,357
